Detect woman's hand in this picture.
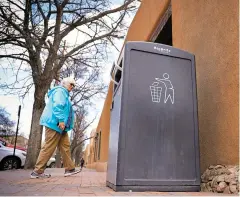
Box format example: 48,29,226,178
58,122,65,130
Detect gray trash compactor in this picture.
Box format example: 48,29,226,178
106,42,200,192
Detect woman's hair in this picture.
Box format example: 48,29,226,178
61,77,76,88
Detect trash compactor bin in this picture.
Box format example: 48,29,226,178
106,42,200,192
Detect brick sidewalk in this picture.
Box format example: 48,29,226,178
0,168,235,196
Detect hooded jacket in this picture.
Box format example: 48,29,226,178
40,86,74,133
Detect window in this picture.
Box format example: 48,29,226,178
155,15,172,46
94,133,98,162
151,3,172,46
98,131,101,160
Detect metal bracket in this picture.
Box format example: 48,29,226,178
110,61,122,85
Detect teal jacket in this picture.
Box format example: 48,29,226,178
40,86,74,133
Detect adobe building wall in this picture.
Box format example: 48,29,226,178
86,129,96,168
91,83,113,171
96,83,113,162
83,144,90,165
172,0,239,171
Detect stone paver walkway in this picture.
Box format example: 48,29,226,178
0,168,236,196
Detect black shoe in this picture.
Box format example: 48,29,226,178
64,168,81,177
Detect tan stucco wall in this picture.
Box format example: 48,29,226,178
83,144,90,165
95,162,108,172
96,83,114,163
87,162,96,169
86,84,113,171
87,129,96,166
172,0,239,171
87,162,107,172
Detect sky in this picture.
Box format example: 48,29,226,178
0,0,139,143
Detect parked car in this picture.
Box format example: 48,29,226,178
0,137,27,152
47,157,56,168
0,141,26,170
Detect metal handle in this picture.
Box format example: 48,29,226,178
110,75,119,85
110,61,122,85
114,61,123,71
110,101,114,110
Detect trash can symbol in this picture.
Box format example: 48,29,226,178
150,73,175,104
150,82,162,103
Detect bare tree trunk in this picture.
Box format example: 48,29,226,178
24,100,44,169
55,148,62,168
70,138,77,160
24,83,49,169
74,147,83,166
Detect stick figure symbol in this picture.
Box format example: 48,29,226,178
150,73,174,104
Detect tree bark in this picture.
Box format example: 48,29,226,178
70,138,77,160
55,148,62,168
75,147,82,166
24,82,49,169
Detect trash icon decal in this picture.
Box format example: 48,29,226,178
150,73,174,104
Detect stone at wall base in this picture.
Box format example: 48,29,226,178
201,165,239,194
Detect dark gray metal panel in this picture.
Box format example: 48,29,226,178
117,42,200,186
106,83,122,185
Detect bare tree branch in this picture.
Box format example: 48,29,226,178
0,0,140,169
7,0,25,11
60,0,134,40
0,55,30,63
0,5,24,35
